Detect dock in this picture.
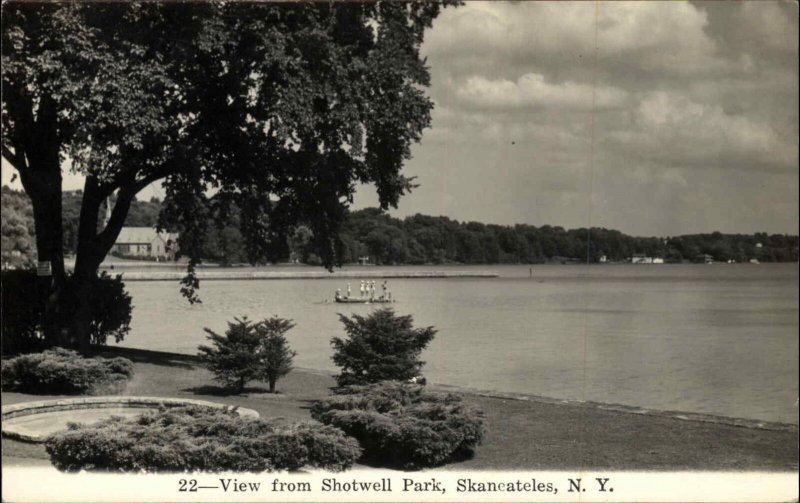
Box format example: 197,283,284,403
105,270,499,281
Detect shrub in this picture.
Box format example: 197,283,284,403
311,381,485,469
1,269,47,354
1,348,134,395
198,317,296,393
45,405,362,473
1,270,132,354
72,272,133,347
332,308,436,386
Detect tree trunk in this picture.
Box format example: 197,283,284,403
69,177,134,353
30,192,67,348
268,377,276,393
22,153,66,346
68,275,94,353
11,95,68,348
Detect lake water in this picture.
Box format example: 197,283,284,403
119,263,799,424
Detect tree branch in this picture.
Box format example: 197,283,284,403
2,144,27,173
95,189,135,251
132,169,169,194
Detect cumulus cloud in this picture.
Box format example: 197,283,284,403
425,2,728,77
603,92,797,172
454,74,628,111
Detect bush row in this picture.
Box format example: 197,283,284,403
45,405,362,473
1,348,134,395
9,308,485,472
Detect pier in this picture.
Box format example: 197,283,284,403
106,270,499,281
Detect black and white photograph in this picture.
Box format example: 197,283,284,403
1,1,798,501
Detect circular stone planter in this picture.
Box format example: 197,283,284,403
1,396,260,443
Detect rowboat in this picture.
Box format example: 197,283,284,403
335,297,394,304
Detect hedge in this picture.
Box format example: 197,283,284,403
1,348,134,395
311,381,485,469
45,406,362,473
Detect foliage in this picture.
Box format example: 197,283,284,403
335,209,800,265
198,317,296,393
0,186,36,267
1,187,165,258
45,405,361,473
332,308,436,386
311,381,485,469
0,269,44,354
1,347,133,394
6,183,796,268
3,3,450,349
1,269,132,354
287,225,318,264
65,272,133,346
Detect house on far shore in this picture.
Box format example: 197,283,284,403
631,254,665,264
110,227,178,260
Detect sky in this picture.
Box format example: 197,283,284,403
2,1,798,237
354,1,799,236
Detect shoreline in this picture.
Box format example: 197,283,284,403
101,347,800,431
101,270,499,281
430,384,798,432
3,346,797,471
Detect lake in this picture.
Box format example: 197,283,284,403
119,263,799,424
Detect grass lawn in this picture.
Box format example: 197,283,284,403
2,347,797,471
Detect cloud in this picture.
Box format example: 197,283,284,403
602,91,797,172
720,2,799,59
595,2,724,74
425,2,728,78
454,73,628,111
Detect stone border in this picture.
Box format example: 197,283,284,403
1,396,260,443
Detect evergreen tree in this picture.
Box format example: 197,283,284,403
199,317,296,393
331,308,436,386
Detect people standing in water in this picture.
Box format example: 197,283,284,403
335,280,393,302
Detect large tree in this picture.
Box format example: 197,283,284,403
2,2,448,350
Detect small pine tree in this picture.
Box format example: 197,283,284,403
331,308,436,386
258,317,297,393
198,316,296,393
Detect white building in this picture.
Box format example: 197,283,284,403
631,254,664,264
110,227,178,260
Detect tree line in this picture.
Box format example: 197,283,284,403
3,186,797,266
333,208,798,264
